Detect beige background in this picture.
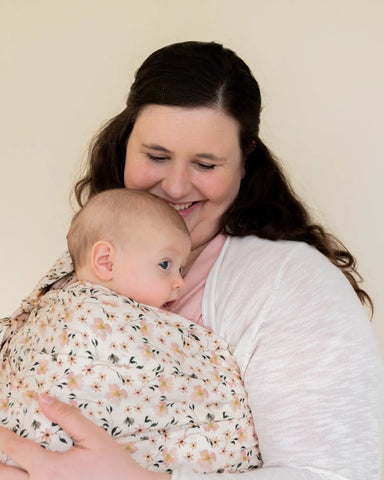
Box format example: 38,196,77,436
1,1,383,357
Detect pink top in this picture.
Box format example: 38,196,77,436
166,234,227,326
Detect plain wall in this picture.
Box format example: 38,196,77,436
1,2,383,357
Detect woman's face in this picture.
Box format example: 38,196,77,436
124,105,243,257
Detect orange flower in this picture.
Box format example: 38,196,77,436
36,359,49,375
67,372,83,391
162,448,177,468
106,384,128,404
198,449,216,469
91,318,112,340
158,375,173,393
204,421,218,432
124,442,138,454
154,401,168,416
192,385,208,403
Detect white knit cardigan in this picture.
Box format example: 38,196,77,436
174,236,384,480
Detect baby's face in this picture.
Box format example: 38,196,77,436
111,224,191,308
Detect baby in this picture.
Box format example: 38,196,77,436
67,188,190,309
0,189,262,473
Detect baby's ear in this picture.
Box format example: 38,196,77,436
92,241,115,281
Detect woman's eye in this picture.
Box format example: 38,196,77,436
159,260,170,270
147,154,168,162
197,162,215,170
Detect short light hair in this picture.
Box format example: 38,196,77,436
67,188,189,269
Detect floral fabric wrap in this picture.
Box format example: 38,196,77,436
0,252,262,473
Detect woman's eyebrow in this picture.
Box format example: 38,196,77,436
143,143,172,153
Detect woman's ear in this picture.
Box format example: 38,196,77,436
91,241,115,281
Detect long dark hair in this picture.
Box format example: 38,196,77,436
75,41,372,312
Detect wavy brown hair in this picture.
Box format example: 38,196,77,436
75,41,372,313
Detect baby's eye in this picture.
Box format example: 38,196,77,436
159,260,170,270
179,267,183,275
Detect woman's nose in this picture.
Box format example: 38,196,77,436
161,164,192,199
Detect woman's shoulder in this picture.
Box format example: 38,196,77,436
221,235,331,277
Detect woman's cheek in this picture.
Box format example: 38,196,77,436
124,163,159,190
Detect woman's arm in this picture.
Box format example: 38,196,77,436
0,394,170,480
202,237,384,480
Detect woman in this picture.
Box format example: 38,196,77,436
0,41,382,480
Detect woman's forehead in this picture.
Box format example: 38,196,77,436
132,104,241,152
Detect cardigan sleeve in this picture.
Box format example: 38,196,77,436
173,237,384,480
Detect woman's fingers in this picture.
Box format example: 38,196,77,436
0,462,28,480
38,394,111,448
0,426,51,473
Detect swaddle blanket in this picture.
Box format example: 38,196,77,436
0,252,262,473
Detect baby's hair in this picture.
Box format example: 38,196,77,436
67,188,189,269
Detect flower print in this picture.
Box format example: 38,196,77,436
204,421,218,432
106,384,128,405
63,309,73,324
134,424,145,435
67,373,83,391
237,426,247,442
124,442,137,454
158,375,173,393
139,373,150,383
91,382,102,392
176,438,186,448
140,319,153,337
171,342,186,358
41,427,55,442
210,352,219,365
231,396,241,410
0,398,9,411
162,448,177,468
144,453,154,464
101,299,119,308
192,385,208,403
38,379,46,389
179,384,188,393
141,344,155,359
91,317,112,340
159,429,170,440
198,449,216,469
23,390,38,406
36,359,49,375
59,332,70,346
154,401,168,417
82,364,94,376
68,355,77,365
184,452,194,462
38,320,47,334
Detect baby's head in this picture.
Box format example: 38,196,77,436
67,189,191,308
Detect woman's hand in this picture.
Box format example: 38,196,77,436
0,394,170,480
